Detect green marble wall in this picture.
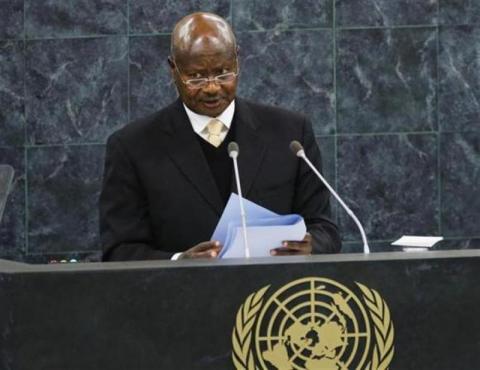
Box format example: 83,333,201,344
0,1,478,262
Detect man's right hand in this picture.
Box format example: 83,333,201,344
178,241,222,259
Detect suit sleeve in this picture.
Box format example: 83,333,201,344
99,134,174,261
292,118,342,253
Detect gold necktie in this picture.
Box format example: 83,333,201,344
205,119,225,147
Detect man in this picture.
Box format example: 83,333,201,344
100,12,341,261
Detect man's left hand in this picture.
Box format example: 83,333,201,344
270,233,312,256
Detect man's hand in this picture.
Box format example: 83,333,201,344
270,233,312,256
178,241,222,259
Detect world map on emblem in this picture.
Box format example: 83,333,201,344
255,278,372,370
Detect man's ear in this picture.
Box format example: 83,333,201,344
167,56,177,81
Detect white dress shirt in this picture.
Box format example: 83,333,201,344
183,100,235,145
171,100,236,260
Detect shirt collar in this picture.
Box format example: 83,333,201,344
183,100,235,135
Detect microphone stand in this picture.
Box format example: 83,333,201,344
228,142,251,258
290,141,370,254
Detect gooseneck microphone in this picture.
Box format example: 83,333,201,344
289,141,370,254
228,142,251,258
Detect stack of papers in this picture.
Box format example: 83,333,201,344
391,235,444,251
212,194,306,259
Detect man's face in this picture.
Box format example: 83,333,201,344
170,48,238,117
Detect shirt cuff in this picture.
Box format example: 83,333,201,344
171,252,183,260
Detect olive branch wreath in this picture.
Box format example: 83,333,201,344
232,283,394,370
232,285,269,370
357,283,395,370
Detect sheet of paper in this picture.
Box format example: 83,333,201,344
211,193,278,245
219,215,306,258
391,235,444,248
212,193,307,259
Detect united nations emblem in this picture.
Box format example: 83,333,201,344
232,277,394,370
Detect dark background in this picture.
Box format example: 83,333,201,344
0,0,478,262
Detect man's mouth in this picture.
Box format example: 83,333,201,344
202,99,222,109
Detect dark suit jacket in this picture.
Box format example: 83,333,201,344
100,98,341,261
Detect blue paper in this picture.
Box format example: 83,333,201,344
211,193,278,245
211,193,307,259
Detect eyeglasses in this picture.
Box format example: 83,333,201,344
173,60,239,89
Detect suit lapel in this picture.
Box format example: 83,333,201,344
162,100,224,214
233,99,267,198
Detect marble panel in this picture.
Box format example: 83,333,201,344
337,134,438,242
336,0,438,27
25,37,128,145
0,0,23,39
130,0,231,34
27,145,105,254
25,0,127,38
233,0,332,31
434,238,480,250
441,133,480,237
315,136,337,221
315,136,335,189
0,41,24,146
440,0,480,25
129,35,178,121
337,28,437,134
237,30,334,135
0,147,25,259
438,26,480,132
340,240,398,253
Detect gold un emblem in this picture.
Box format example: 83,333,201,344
232,277,394,370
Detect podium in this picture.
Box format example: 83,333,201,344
1,250,480,370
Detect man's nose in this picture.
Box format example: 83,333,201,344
203,79,221,94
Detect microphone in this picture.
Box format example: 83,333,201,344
228,142,251,258
289,141,370,254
